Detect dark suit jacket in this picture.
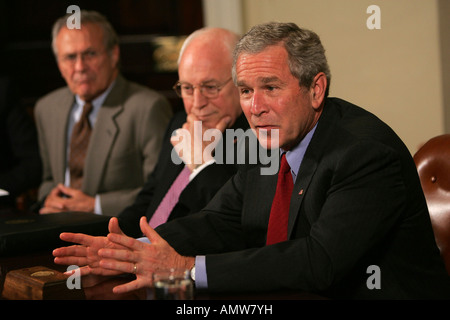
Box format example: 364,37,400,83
157,98,450,299
118,111,250,237
0,76,41,205
34,75,172,216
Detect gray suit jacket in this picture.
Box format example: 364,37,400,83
34,75,172,216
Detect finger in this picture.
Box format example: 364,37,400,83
108,217,124,235
39,207,63,214
186,113,198,124
216,115,232,132
106,232,146,251
54,256,89,267
48,185,63,196
170,128,189,148
98,247,138,263
113,278,145,295
63,265,92,277
99,258,136,274
59,232,95,246
53,244,87,257
57,184,73,194
42,198,65,210
139,216,162,244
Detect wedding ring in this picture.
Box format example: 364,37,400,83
133,263,137,274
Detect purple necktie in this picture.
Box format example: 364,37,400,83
149,166,191,228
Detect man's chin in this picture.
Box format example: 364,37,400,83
256,137,280,150
256,130,280,150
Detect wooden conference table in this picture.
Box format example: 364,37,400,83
0,208,325,300
1,249,326,300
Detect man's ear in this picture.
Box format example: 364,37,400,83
310,72,327,110
110,45,120,69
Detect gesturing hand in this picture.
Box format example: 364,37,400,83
98,216,195,294
53,217,127,277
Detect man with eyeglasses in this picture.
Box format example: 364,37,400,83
33,11,172,216
113,27,248,237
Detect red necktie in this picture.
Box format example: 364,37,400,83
69,102,93,189
266,153,293,245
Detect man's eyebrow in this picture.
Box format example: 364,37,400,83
260,76,282,84
180,79,219,85
236,76,282,87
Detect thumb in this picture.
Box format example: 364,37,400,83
216,116,232,133
108,217,124,235
139,216,162,244
57,184,77,197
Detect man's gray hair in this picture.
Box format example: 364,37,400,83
232,22,331,96
51,10,119,56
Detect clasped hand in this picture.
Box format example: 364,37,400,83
40,183,95,214
53,216,194,295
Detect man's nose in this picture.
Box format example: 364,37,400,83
250,91,268,116
192,87,208,109
73,55,88,71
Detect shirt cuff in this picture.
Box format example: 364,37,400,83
189,160,215,181
194,255,208,289
94,195,102,215
138,237,151,244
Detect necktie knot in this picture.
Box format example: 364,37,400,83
81,102,93,122
279,153,291,174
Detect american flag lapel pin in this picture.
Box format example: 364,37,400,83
299,189,304,195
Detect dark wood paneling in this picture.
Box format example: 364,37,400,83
1,0,203,113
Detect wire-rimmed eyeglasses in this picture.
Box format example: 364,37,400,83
172,78,232,99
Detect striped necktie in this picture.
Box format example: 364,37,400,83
68,102,93,189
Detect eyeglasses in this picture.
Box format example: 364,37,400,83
59,49,103,66
172,78,232,99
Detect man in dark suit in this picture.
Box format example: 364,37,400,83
55,22,450,299
0,75,42,209
115,27,247,237
34,11,172,216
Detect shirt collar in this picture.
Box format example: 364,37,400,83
75,79,115,109
283,123,317,182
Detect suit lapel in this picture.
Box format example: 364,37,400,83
287,156,318,238
286,101,336,239
82,76,125,194
55,91,74,183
